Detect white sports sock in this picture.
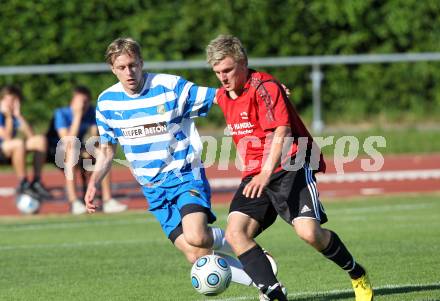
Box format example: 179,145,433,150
214,252,253,286
210,227,233,255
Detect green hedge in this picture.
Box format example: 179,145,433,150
1,0,439,130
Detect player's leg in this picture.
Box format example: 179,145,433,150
62,146,86,214
172,225,254,288
173,230,212,263
293,219,373,301
1,138,29,193
226,183,287,301
25,134,51,198
176,187,254,286
292,165,373,301
294,218,368,276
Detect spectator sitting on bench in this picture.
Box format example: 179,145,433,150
46,86,127,214
0,85,51,199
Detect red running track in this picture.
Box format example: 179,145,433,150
0,154,439,216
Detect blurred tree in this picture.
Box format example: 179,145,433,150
0,0,438,128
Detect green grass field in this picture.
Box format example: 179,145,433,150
1,194,439,301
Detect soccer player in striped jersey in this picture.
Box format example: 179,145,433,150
206,35,373,301
84,37,258,289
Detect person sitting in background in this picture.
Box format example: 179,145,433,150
46,86,127,214
0,85,51,199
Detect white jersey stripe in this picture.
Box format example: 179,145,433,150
98,92,175,111
107,110,175,128
133,158,188,177
177,82,193,113
97,126,115,138
117,132,174,146
124,138,191,161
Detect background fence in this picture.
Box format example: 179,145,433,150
2,52,440,132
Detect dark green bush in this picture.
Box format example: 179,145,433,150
0,0,439,130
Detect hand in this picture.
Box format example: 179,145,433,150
71,98,85,117
281,84,291,97
0,101,13,116
12,100,21,117
243,171,271,198
84,181,98,213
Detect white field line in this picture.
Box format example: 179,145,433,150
208,169,440,189
1,201,435,232
0,238,167,251
0,217,155,232
0,187,15,196
318,169,440,183
207,282,440,301
1,169,438,197
0,215,230,232
328,203,433,214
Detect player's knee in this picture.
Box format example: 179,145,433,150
296,227,321,247
183,248,208,264
184,252,199,264
11,138,25,153
225,228,248,248
35,135,48,151
184,231,210,248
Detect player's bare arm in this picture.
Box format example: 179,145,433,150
67,100,84,138
0,107,14,140
13,101,34,139
242,125,291,199
213,90,218,104
84,142,116,213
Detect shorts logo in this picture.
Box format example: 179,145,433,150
300,205,312,214
157,104,166,114
121,122,168,139
189,189,201,197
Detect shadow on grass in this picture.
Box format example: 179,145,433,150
288,283,440,301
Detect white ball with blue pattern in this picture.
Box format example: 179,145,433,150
16,193,40,214
190,254,232,296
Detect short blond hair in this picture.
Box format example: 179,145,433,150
206,35,248,66
105,37,142,65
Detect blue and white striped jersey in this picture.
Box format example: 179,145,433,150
96,73,216,186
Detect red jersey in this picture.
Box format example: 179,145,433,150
216,70,326,178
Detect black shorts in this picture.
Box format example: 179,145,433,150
229,164,328,235
168,204,216,244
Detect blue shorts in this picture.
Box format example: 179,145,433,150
141,169,216,240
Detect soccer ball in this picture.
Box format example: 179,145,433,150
16,193,40,214
190,254,232,296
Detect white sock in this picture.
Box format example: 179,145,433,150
210,227,233,255
214,252,253,286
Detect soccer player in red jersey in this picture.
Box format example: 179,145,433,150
206,35,373,301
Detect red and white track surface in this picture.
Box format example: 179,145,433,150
1,154,439,216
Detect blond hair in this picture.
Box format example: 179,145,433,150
105,37,142,65
206,35,248,66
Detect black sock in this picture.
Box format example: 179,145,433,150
32,176,41,183
265,283,288,301
238,244,285,298
321,230,366,279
